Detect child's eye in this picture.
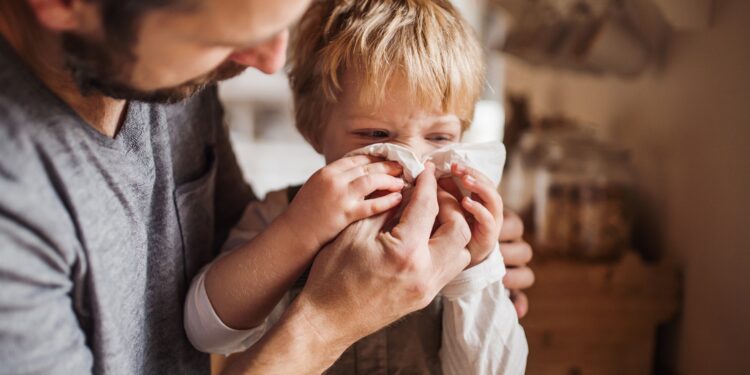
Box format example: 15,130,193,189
426,134,456,143
354,129,390,139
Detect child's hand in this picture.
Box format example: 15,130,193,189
447,163,504,267
281,155,405,249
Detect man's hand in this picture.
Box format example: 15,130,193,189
222,164,472,375
295,162,471,350
281,155,405,250
500,210,535,318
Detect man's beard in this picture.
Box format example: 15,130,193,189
61,33,247,104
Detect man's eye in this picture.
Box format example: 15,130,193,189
355,129,390,139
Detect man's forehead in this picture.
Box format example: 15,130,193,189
153,0,310,46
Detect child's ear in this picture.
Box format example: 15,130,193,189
27,0,98,33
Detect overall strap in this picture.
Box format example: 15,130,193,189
287,185,312,289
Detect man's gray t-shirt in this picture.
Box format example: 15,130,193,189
0,38,254,374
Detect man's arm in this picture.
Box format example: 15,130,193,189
221,163,472,374
0,215,93,373
220,298,351,375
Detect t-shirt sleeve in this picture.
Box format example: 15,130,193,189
0,209,93,373
0,120,94,373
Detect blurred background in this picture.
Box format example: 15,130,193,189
217,0,750,373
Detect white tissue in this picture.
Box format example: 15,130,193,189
346,142,507,188
346,143,425,182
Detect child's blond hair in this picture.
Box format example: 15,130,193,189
288,0,486,152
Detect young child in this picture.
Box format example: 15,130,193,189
184,0,527,373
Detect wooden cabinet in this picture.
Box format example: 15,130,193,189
522,253,680,375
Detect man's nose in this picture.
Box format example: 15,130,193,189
228,30,289,74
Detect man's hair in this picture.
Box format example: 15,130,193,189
288,0,486,151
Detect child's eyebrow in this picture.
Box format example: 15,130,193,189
433,116,461,123
427,116,462,127
349,114,459,123
347,114,393,125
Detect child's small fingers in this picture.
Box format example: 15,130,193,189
451,164,492,185
460,174,503,221
351,173,405,196
437,177,462,200
356,192,403,218
329,154,381,172
343,160,403,180
462,196,495,234
449,164,503,224
451,163,469,177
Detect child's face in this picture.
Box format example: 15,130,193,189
320,72,463,164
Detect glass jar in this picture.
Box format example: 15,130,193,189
501,127,594,235
533,141,634,261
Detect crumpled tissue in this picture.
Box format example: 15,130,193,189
346,142,506,191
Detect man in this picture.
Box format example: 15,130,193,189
0,0,535,374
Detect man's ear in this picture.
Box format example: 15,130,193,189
26,0,97,32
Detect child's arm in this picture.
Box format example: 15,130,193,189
440,247,528,374
437,165,528,374
184,156,404,353
184,189,296,354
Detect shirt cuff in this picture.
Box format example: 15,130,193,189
441,243,506,300
184,266,268,355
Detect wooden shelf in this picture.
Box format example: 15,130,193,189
653,0,713,30
522,252,681,375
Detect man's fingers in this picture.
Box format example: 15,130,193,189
503,266,535,290
390,163,439,245
500,241,533,267
436,187,463,226
429,217,471,283
354,192,403,219
432,183,471,276
352,209,393,236
509,290,529,318
350,174,405,196
500,209,524,242
437,177,462,200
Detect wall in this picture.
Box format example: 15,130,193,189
503,0,750,373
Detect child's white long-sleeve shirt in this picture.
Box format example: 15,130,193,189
184,188,527,374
